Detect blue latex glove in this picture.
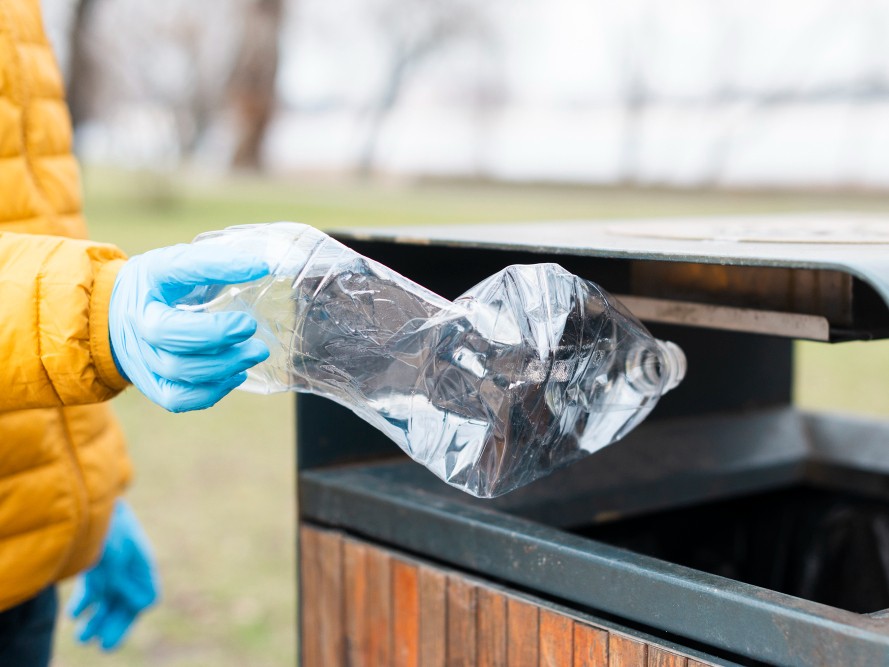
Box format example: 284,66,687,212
67,501,160,651
109,244,270,412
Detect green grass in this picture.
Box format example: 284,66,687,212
52,168,889,666
81,169,889,248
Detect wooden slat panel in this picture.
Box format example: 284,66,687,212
477,587,507,667
300,526,322,667
540,609,573,667
610,634,647,667
507,597,540,667
308,529,718,667
344,539,370,667
419,567,447,667
393,560,419,667
574,623,608,667
447,575,478,667
315,529,345,667
365,546,393,667
648,646,687,667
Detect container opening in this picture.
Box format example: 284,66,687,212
571,485,889,614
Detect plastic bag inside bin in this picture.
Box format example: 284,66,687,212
177,223,686,498
581,486,889,614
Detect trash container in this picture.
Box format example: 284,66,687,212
298,214,889,667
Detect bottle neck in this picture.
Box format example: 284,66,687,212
627,339,687,396
655,340,686,393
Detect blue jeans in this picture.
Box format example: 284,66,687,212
0,587,57,667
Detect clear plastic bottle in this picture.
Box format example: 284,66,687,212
177,223,686,498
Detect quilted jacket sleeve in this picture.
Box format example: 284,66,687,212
0,231,130,410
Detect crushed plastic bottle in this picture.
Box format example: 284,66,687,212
177,223,686,498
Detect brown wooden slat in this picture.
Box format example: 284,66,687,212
419,567,447,667
477,587,507,667
308,530,713,667
573,623,608,667
507,597,540,667
392,560,419,667
648,646,687,667
300,526,322,667
315,529,345,667
365,546,393,667
447,575,478,666
344,539,370,667
609,634,647,667
540,609,574,667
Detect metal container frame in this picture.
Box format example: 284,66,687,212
297,215,889,667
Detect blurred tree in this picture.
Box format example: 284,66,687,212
59,0,281,170
227,0,285,170
358,0,496,176
169,13,231,159
66,0,99,132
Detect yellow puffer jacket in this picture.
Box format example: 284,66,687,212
0,0,132,611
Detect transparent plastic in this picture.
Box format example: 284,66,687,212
177,223,686,498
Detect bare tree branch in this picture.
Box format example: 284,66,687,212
228,0,285,170
358,0,495,176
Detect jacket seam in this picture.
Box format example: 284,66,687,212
0,517,71,543
0,458,55,482
12,150,76,159
0,211,80,224
21,93,66,102
34,241,65,406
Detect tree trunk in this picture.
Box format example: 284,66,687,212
228,0,284,171
66,0,99,133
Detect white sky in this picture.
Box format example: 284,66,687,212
280,0,889,108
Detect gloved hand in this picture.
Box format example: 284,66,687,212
67,501,160,651
109,244,270,412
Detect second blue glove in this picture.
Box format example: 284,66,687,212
109,244,270,412
67,501,159,651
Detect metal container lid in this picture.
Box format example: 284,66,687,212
333,213,889,341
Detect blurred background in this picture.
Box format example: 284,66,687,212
37,0,889,665
41,0,889,186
